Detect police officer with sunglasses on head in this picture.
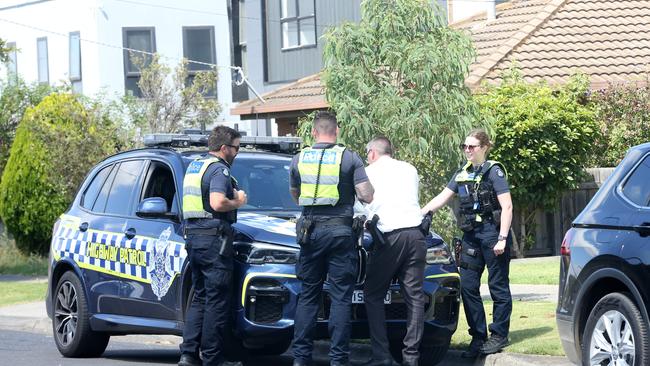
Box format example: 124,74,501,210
289,111,374,366
421,128,513,358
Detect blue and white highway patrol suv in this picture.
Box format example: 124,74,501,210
46,133,460,365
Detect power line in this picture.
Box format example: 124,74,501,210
0,16,266,102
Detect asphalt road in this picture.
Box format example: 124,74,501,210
0,329,306,366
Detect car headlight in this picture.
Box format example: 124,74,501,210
235,242,299,264
426,244,452,265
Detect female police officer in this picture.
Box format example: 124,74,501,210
421,128,513,358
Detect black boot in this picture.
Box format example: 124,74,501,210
178,354,201,366
461,337,486,358
480,334,508,355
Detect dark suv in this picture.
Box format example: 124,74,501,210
557,143,650,366
46,133,460,365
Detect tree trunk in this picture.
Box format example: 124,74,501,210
511,209,527,258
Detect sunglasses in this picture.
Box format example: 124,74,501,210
459,144,481,151
225,144,240,152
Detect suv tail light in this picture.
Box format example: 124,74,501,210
560,228,574,257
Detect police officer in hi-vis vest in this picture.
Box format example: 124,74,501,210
421,128,513,358
289,111,374,366
179,126,246,366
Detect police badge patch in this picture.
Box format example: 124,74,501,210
147,227,174,300
223,168,229,176
496,168,504,178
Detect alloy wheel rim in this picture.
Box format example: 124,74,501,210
589,310,635,366
54,281,78,346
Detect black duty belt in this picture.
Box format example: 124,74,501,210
184,228,222,235
383,225,421,237
311,217,353,227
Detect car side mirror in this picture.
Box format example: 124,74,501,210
136,197,179,221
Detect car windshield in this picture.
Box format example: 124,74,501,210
231,157,299,211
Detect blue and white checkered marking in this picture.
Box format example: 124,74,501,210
53,217,186,293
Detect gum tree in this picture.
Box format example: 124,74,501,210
319,0,480,197
310,0,481,242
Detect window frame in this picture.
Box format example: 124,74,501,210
36,37,49,84
103,159,147,217
617,152,650,209
80,164,116,211
138,159,181,217
279,0,317,51
69,31,82,82
181,26,217,98
79,159,146,217
122,27,156,96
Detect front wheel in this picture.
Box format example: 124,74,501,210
582,292,649,366
52,271,109,357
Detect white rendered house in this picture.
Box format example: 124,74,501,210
0,0,239,124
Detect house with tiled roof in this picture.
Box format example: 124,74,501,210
231,0,650,133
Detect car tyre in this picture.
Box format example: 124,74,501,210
582,292,649,366
389,339,449,366
52,271,110,357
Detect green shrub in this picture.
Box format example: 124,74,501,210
476,70,600,256
0,77,59,177
590,81,650,167
0,93,119,255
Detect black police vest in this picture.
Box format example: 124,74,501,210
454,161,504,230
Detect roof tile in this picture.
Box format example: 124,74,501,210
232,0,650,116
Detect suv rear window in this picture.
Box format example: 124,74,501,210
621,154,650,207
81,164,114,210
104,160,145,215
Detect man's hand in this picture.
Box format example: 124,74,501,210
493,239,506,256
235,189,248,207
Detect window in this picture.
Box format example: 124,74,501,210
238,0,247,74
81,165,115,210
280,0,316,49
621,155,650,207
232,0,249,101
6,42,16,79
69,32,82,93
141,161,177,212
182,26,216,97
104,160,145,216
36,37,49,83
231,158,298,211
122,28,156,97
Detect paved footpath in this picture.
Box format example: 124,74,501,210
0,300,572,365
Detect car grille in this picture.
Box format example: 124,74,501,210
251,297,283,323
245,279,289,324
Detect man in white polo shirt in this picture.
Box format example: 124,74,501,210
358,137,426,366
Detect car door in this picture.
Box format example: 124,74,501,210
119,159,186,321
75,159,146,315
616,153,650,300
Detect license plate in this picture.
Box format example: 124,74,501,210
352,290,391,304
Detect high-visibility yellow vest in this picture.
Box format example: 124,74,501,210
297,145,345,206
454,160,507,184
182,156,223,219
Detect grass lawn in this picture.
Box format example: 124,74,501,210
0,281,47,307
0,237,48,276
481,256,560,285
451,300,563,356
